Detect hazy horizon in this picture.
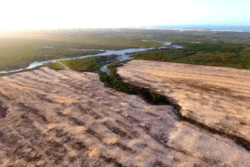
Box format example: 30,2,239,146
1,0,249,31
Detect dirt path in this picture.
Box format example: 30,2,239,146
58,61,70,70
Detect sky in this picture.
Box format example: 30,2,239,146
0,0,249,31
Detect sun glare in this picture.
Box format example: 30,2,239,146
0,0,249,31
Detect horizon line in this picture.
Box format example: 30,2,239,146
1,25,250,33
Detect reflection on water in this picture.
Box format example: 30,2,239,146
162,42,172,45
98,48,148,56
0,68,24,74
172,45,184,49
100,65,110,75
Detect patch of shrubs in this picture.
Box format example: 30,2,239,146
98,61,171,105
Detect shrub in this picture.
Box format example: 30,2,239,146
98,62,171,105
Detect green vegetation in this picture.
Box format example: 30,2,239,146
46,55,119,72
45,56,170,105
98,62,171,105
131,43,250,69
175,51,250,69
0,38,102,71
101,28,250,45
46,62,64,70
0,32,161,71
173,42,246,52
130,50,196,61
61,57,100,72
43,40,250,105
2,28,250,73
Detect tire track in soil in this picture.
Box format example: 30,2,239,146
1,66,250,166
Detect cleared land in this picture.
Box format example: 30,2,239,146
117,60,250,150
1,29,250,166
1,67,250,167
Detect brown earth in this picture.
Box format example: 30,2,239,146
0,64,250,167
117,60,250,166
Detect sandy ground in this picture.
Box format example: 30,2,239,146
0,66,250,166
117,60,250,165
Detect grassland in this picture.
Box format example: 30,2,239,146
46,62,65,70
0,32,161,71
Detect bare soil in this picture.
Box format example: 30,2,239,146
117,60,250,166
0,65,250,166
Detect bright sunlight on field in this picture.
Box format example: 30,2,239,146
0,31,161,71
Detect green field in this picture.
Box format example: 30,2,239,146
0,31,161,71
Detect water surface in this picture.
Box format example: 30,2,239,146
0,41,183,75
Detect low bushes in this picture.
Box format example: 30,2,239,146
46,55,119,72
98,62,171,105
131,45,250,69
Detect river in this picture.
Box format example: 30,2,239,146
0,41,183,75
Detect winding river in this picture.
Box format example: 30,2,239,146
0,41,183,75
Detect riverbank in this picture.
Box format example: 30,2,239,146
0,35,162,72
0,40,183,76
